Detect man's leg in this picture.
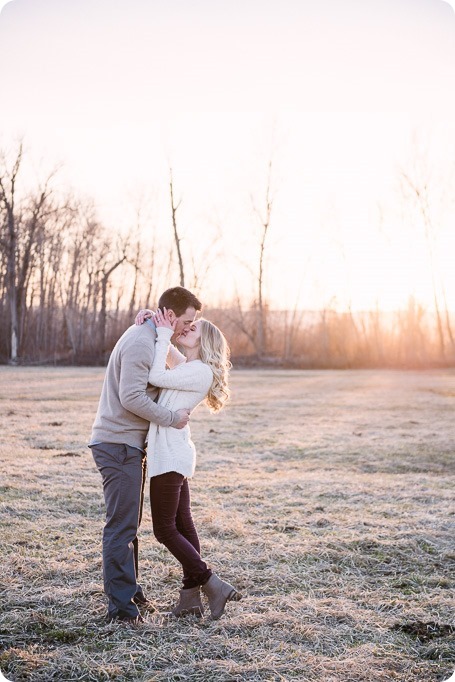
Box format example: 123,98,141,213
91,443,145,620
133,453,148,604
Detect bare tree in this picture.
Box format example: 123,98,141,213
0,144,56,362
0,143,23,363
127,236,141,317
401,168,447,358
399,136,455,360
226,155,276,359
188,222,223,295
169,167,185,286
282,300,304,362
251,157,274,358
98,253,128,358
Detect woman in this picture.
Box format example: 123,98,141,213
136,307,241,620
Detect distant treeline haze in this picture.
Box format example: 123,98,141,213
1,144,454,367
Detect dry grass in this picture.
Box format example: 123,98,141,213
0,367,454,682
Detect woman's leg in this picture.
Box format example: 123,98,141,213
150,472,212,587
176,478,207,588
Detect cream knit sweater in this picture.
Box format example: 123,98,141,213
147,327,213,479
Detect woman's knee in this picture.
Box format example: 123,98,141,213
176,516,196,537
153,521,178,545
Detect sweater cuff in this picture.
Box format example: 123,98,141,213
169,409,182,427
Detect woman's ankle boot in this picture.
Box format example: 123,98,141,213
171,586,204,617
201,573,242,620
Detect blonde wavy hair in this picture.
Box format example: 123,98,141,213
197,319,231,413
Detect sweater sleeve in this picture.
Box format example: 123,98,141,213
149,328,213,391
167,342,187,369
118,338,176,427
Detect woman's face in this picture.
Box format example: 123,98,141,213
177,320,201,350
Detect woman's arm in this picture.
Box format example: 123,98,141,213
167,343,187,369
149,328,212,391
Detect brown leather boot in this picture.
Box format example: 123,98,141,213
201,573,242,620
171,586,204,617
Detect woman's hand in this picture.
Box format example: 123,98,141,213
135,309,154,325
154,307,176,331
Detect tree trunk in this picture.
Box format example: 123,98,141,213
254,158,273,358
98,257,126,359
0,145,23,363
169,168,185,286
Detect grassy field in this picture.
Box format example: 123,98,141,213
0,366,454,682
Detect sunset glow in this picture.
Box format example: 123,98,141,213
1,0,455,312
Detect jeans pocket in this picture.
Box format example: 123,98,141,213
92,442,128,467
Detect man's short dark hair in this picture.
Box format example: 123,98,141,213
158,287,202,317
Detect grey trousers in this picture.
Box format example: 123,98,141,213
90,442,146,619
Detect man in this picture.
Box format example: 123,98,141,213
89,286,202,624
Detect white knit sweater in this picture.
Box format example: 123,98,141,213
147,327,213,478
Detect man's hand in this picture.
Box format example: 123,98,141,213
173,408,191,429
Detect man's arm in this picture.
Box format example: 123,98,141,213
118,341,188,428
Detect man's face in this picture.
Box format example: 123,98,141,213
171,306,198,341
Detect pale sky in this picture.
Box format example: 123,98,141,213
1,0,455,311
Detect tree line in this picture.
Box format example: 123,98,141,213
1,142,454,368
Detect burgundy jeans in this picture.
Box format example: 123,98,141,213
150,472,212,589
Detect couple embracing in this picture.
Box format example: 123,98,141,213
89,286,241,624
